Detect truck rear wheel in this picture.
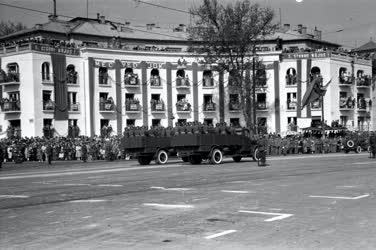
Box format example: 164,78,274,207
138,156,152,165
156,150,168,164
189,155,202,165
210,148,223,164
356,146,362,153
232,156,242,162
252,147,260,161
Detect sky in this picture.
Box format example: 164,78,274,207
1,0,376,48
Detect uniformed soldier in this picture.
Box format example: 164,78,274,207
258,135,268,167
369,132,376,158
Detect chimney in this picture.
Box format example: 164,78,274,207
283,24,290,30
301,26,307,35
97,13,100,20
99,15,105,24
297,24,303,34
53,0,57,18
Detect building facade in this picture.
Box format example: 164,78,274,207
0,16,374,137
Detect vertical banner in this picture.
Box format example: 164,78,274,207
51,53,68,120
274,61,281,133
219,70,224,123
306,59,312,118
115,60,122,135
297,60,302,118
192,62,199,122
142,62,148,127
166,62,173,127
88,57,95,137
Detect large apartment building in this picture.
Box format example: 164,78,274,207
0,15,374,137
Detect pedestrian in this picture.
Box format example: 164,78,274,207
46,143,53,165
258,135,268,167
0,145,4,168
81,143,87,162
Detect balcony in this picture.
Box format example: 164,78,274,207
229,102,241,112
66,72,78,85
99,75,110,86
176,77,190,89
1,100,21,113
287,101,297,111
124,75,140,87
203,102,216,112
68,102,80,113
310,100,322,110
339,76,353,86
202,77,214,88
42,100,55,112
0,72,20,86
356,77,372,88
339,98,355,111
286,75,297,87
357,99,368,112
176,101,191,113
150,77,162,87
151,100,165,113
256,102,268,111
99,101,115,113
125,100,141,113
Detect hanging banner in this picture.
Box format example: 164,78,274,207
51,53,68,120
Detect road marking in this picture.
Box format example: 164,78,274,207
221,190,250,194
143,203,194,209
353,162,375,165
227,181,248,184
8,215,17,219
63,183,91,186
309,194,370,200
238,210,294,222
82,216,92,219
69,199,107,203
337,185,357,188
268,153,368,161
150,186,193,191
269,208,283,211
49,221,61,225
46,211,55,214
97,184,123,187
205,230,237,239
0,195,29,198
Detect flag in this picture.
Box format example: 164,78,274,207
51,53,68,120
301,77,331,110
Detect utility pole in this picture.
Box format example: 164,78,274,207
53,0,57,17
86,0,89,18
252,48,257,134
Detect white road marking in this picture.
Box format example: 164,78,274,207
82,216,92,219
309,194,370,200
63,183,91,186
97,184,123,187
49,221,61,225
8,216,17,219
143,203,194,209
0,195,29,198
46,211,55,214
269,208,283,211
353,162,375,165
150,186,193,191
268,153,368,161
69,199,107,203
337,185,357,188
205,230,237,239
227,181,248,184
238,210,294,222
221,190,250,194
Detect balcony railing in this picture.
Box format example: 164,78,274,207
68,102,80,112
42,100,55,112
1,100,21,113
99,101,115,112
202,77,214,88
203,102,216,112
151,100,165,112
287,101,297,110
286,75,297,86
150,76,161,87
229,102,241,111
176,77,190,88
357,99,368,111
99,75,109,85
0,72,20,85
339,98,355,110
256,102,268,110
176,101,191,112
125,101,141,112
311,100,322,110
124,75,140,87
42,74,54,84
339,76,353,85
356,77,372,87
66,72,78,84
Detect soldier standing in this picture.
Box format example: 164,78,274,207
370,132,376,158
258,135,268,167
46,143,53,165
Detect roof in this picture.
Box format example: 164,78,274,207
354,40,376,52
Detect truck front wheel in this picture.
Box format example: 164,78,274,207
210,148,223,164
156,150,168,164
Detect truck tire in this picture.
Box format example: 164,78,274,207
210,148,223,164
189,155,202,165
156,150,168,164
252,147,260,161
181,156,189,162
232,156,242,162
356,146,362,153
138,156,152,165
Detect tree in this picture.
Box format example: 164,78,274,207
0,21,27,36
189,0,278,132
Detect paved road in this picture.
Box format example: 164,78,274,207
1,153,376,250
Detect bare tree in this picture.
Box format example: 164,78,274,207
0,21,27,36
189,0,278,132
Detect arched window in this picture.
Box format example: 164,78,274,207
99,67,108,85
124,68,133,76
286,68,297,85
256,68,267,87
150,68,160,86
124,68,139,86
339,67,348,84
310,66,321,82
176,69,185,78
357,70,364,78
42,62,50,81
203,70,213,87
7,63,20,82
66,64,78,84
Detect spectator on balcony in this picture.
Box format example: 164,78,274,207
0,69,7,83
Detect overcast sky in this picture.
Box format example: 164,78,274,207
1,0,376,48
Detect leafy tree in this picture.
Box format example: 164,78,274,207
189,0,278,132
0,21,27,36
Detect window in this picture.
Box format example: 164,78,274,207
151,68,159,77
286,68,297,85
177,119,187,125
230,118,240,127
43,90,52,101
126,93,134,100
287,92,297,110
7,63,19,74
203,70,213,87
42,62,50,81
256,67,267,87
204,118,213,125
229,94,240,110
100,119,109,128
340,116,348,126
287,117,297,131
7,63,20,82
126,119,135,126
99,67,108,85
310,66,321,81
125,68,133,75
150,68,161,86
66,64,77,84
100,92,109,100
177,94,186,101
69,119,78,126
357,70,364,78
151,94,160,101
176,69,185,77
68,92,77,104
152,119,161,127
